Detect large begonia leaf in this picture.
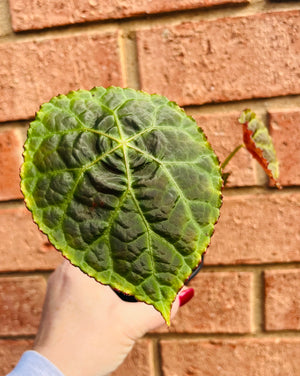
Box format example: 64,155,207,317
239,109,281,189
21,86,223,324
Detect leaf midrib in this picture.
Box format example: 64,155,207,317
112,109,156,279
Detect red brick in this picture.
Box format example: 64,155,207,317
0,129,23,201
157,272,253,333
160,338,300,376
0,340,33,375
9,0,248,31
1,339,153,376
137,11,300,106
195,112,256,187
269,109,300,186
0,32,123,122
0,276,46,336
206,193,300,265
112,340,154,376
0,207,63,272
265,269,300,331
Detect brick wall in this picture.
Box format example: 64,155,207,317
0,0,299,375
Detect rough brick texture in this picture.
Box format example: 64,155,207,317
0,207,63,272
195,112,256,187
9,0,248,31
265,269,300,331
206,193,300,265
1,2,300,375
0,32,123,122
112,340,153,376
269,109,300,186
0,276,46,336
0,129,23,201
160,339,300,376
1,339,153,376
137,11,300,106
157,272,252,333
0,340,33,375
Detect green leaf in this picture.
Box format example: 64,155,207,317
239,109,281,189
21,86,222,324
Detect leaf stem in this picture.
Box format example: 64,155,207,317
221,144,244,171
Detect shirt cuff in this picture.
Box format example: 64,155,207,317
7,350,65,376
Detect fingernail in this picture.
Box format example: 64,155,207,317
179,288,194,307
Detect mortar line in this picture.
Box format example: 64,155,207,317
201,263,300,273
118,29,140,90
0,0,13,38
145,331,300,341
185,94,300,117
1,94,299,127
117,30,129,88
251,269,265,334
151,338,163,376
0,334,36,341
222,185,300,196
0,262,299,279
0,271,52,279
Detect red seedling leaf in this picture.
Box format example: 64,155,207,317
239,109,281,189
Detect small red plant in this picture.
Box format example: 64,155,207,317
221,109,281,189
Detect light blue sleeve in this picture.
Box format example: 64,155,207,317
7,350,65,376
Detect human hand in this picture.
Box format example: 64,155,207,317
33,260,194,376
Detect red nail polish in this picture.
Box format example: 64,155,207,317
179,288,194,307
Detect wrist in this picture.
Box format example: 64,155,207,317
7,350,64,376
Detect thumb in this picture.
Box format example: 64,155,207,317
121,286,194,338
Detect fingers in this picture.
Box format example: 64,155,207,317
54,261,195,339
120,285,194,339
